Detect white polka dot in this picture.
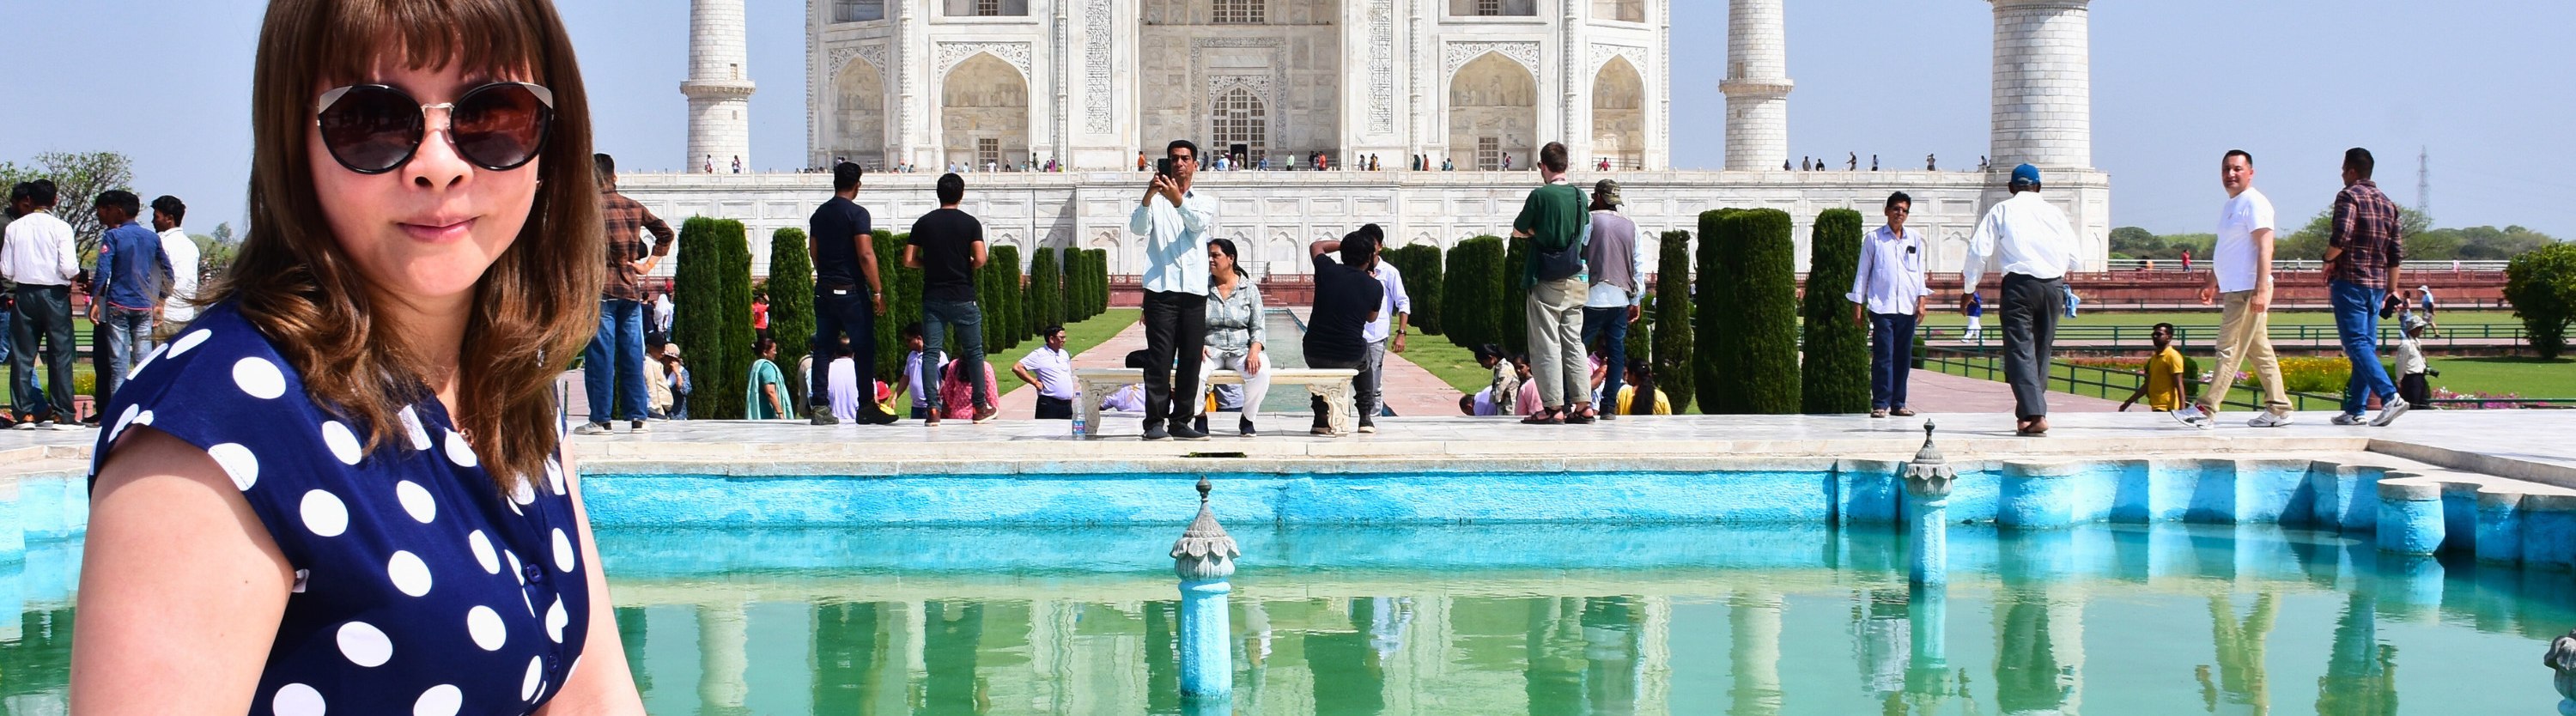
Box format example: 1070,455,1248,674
545,597,568,643
386,550,433,597
272,683,325,716
544,458,566,495
300,490,348,537
506,550,524,585
400,405,432,452
510,478,537,507
320,421,362,465
133,410,154,427
207,443,258,490
167,328,213,358
550,528,576,573
522,589,535,617
233,356,287,399
108,404,140,443
468,531,500,573
465,605,507,651
336,621,392,667
443,430,478,468
127,342,167,379
395,481,435,524
521,655,545,701
412,685,462,716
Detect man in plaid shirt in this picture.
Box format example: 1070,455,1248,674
2324,147,2409,426
577,153,677,434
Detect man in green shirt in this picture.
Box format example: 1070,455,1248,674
1512,142,1592,424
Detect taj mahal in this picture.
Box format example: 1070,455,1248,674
617,0,2111,280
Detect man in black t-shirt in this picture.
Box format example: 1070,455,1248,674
902,173,993,425
1304,225,1385,436
806,162,898,425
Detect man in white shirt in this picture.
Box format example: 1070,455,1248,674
2177,150,2293,429
1127,139,1218,440
1,180,82,428
149,195,200,338
1848,192,1933,418
1961,165,2081,435
1012,325,1078,419
1358,243,1410,433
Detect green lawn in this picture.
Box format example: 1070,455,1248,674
1390,335,1493,395
2415,356,2576,398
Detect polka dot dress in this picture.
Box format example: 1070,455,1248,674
89,303,591,715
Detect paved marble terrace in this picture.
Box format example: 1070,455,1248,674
9,409,2566,487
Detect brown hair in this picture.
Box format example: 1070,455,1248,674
216,0,602,493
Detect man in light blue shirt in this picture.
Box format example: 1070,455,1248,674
1848,192,1931,418
1358,246,1410,432
1126,140,1218,440
1579,179,1644,419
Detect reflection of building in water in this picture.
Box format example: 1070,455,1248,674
2199,592,2276,715
1729,590,1784,716
1852,588,1910,698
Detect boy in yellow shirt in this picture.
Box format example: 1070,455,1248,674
2119,323,2190,415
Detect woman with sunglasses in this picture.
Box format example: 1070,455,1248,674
71,1,643,713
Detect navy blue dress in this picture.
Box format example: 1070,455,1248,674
88,302,592,716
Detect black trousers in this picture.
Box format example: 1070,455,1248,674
1034,395,1072,420
10,286,73,420
1999,274,2064,421
2399,373,2430,406
810,288,892,421
1139,290,1207,426
1307,355,1365,428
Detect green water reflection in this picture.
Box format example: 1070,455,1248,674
0,524,2562,713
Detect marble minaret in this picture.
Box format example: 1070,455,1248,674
1720,0,1791,171
1988,0,2092,172
683,0,756,173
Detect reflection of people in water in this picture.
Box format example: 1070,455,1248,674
1996,591,2071,714
2197,592,2277,714
2317,592,2400,716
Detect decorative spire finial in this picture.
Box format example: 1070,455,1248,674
1197,475,1211,506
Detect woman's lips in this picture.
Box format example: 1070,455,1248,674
398,217,477,243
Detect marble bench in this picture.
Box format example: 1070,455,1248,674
1072,367,1359,437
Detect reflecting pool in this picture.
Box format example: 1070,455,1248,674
1,523,2562,713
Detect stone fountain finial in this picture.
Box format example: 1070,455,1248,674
1172,476,1239,581
1905,420,1956,499
2547,628,2576,712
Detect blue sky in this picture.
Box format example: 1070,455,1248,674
7,1,2569,239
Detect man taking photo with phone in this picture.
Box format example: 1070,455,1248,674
1127,141,1218,440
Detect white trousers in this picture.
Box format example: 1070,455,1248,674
1199,347,1272,425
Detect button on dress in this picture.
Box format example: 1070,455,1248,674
89,302,592,715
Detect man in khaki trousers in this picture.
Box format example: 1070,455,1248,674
2178,150,2293,428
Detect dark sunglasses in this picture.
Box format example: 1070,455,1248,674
316,82,555,175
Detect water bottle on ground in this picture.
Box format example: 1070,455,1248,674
1070,391,1086,438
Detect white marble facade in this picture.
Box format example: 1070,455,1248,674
803,0,1672,172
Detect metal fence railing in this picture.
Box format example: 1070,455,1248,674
1916,344,2568,410
1935,321,2539,352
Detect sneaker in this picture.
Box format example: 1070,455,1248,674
1142,422,1171,441
2370,397,2410,427
572,422,614,436
808,407,840,426
1600,411,1618,421
1357,422,1378,433
860,410,902,426
1169,422,1210,441
1239,417,1258,438
2246,412,2295,428
9,421,33,431
48,421,83,431
630,420,650,433
1193,415,1209,434
2330,413,2367,426
1309,426,1337,437
2172,405,2214,428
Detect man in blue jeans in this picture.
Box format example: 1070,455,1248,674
903,173,996,425
808,161,900,426
575,154,677,435
2324,148,2409,426
88,191,173,404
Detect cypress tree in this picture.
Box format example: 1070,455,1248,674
1030,247,1063,332
1655,229,1695,415
767,228,815,406
1732,209,1801,414
990,245,1021,345
1801,209,1871,414
1397,244,1443,336
1442,236,1506,349
870,230,920,381
1692,209,1735,413
1503,234,1531,350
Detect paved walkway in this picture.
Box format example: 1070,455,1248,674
1903,369,2123,414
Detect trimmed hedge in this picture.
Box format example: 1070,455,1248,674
1653,229,1695,414
1388,243,1444,335
2506,241,2576,359
1442,235,1507,349
1801,209,1870,414
1029,247,1064,334
671,217,753,420
1503,234,1531,350
1702,209,1801,414
985,245,1023,350
1692,209,1735,413
767,228,815,406
1084,248,1109,319
870,230,923,381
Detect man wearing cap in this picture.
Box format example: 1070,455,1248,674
1580,179,1643,420
2176,150,2293,429
1962,164,2081,435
